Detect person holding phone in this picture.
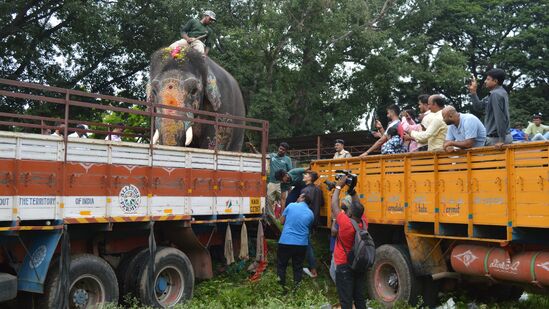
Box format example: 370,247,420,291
468,69,512,148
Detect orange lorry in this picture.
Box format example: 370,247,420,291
312,141,549,306
0,79,268,307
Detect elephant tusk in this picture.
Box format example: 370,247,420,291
185,126,193,146
152,129,159,144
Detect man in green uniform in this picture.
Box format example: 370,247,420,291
275,167,306,211
170,10,216,55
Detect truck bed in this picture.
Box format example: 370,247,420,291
313,142,549,242
0,131,265,224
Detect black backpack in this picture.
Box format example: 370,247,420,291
339,218,375,272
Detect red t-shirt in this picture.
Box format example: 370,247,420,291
334,212,368,265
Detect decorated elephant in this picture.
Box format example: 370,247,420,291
148,47,245,151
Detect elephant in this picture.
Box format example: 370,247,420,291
148,47,245,151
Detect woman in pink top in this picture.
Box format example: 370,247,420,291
400,109,421,152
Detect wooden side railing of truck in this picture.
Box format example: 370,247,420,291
313,143,549,241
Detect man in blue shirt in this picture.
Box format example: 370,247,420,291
277,193,314,291
442,106,486,152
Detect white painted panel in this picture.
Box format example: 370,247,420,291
63,196,107,218
215,196,242,214
189,196,213,215
17,196,58,220
217,156,241,171
67,143,109,163
0,136,16,159
20,138,61,161
150,196,186,216
242,158,262,172
190,153,215,170
152,149,187,168
111,146,150,166
0,196,12,221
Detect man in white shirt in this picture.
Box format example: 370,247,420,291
404,95,447,151
68,124,89,138
105,123,123,142
360,104,401,157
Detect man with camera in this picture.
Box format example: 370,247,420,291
330,173,369,309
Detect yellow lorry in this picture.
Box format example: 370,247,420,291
312,143,549,306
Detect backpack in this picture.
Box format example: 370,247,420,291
339,218,375,272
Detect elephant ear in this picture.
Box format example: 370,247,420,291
205,70,222,111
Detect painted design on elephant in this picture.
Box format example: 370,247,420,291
206,71,221,111
207,115,233,150
161,119,184,146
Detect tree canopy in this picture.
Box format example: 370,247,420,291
1,0,547,138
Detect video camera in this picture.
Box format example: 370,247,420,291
324,170,358,195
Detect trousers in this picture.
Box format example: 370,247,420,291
277,244,307,288
335,264,366,309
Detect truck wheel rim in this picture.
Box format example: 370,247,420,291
155,265,184,306
69,274,105,308
374,262,399,302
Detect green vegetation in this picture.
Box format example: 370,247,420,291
1,1,547,139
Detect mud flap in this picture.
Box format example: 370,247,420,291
17,229,63,293
406,234,447,276
159,225,213,279
147,222,157,302
54,226,71,309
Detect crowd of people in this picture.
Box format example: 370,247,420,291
264,139,369,307
269,68,549,308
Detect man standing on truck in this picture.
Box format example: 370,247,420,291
331,176,368,309
247,142,293,217
442,106,486,152
360,104,401,156
404,95,447,151
334,139,352,159
469,68,512,148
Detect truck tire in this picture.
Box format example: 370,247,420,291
136,247,194,307
367,244,420,307
39,254,119,309
117,248,150,301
